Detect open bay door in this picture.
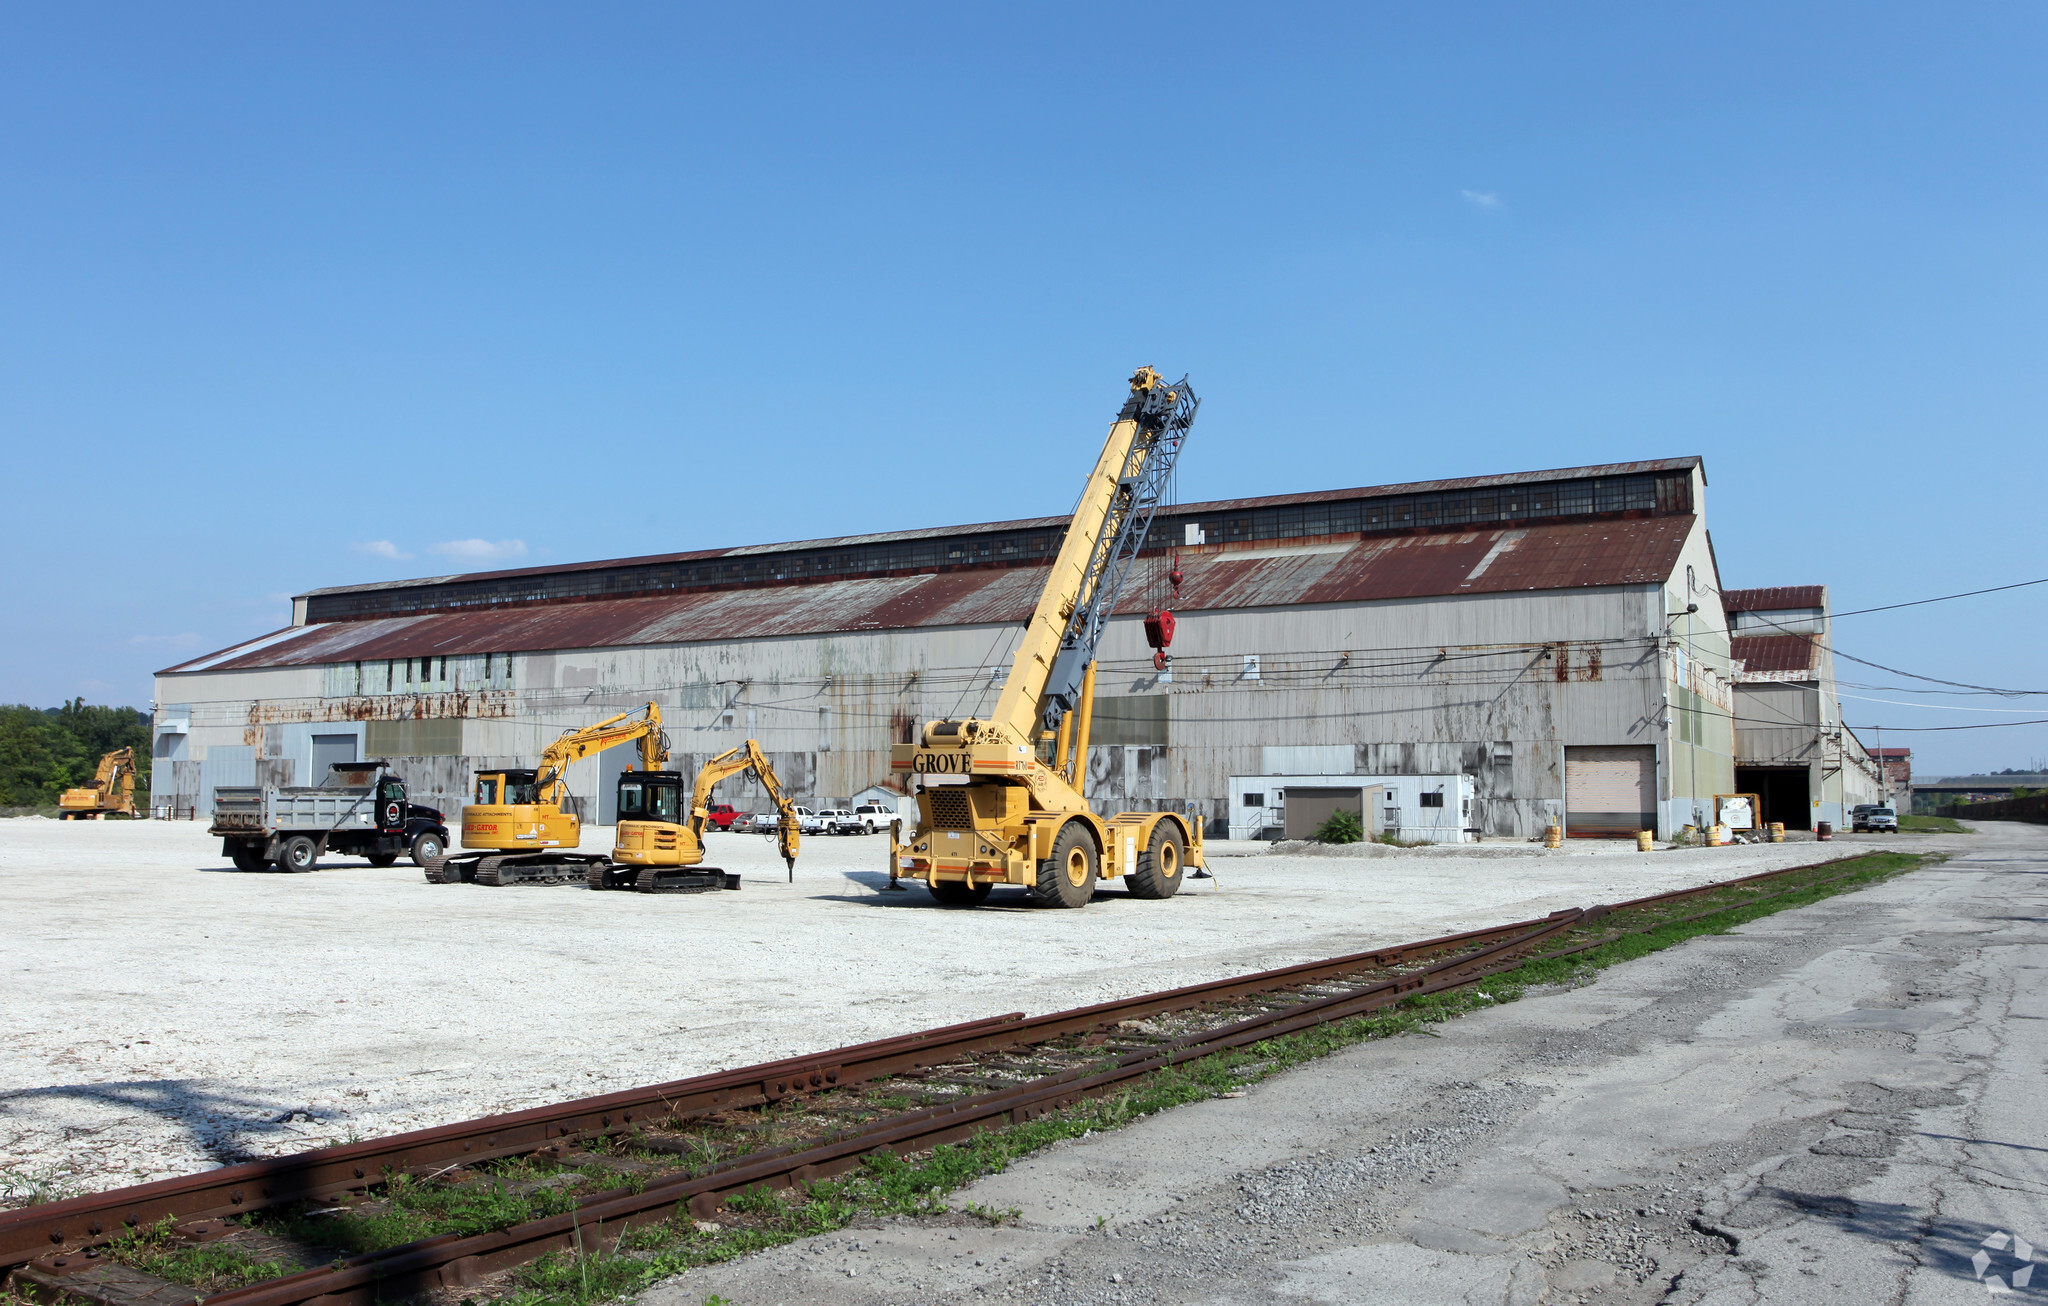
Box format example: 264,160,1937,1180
1565,745,1656,837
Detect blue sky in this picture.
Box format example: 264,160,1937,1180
3,3,2043,774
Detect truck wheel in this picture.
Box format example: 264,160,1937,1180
410,832,446,866
929,879,993,907
1126,823,1185,900
1034,822,1098,908
367,854,399,868
230,844,269,873
277,835,319,873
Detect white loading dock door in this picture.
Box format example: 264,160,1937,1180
1564,745,1657,837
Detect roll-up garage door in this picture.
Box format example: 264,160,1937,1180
1565,745,1657,837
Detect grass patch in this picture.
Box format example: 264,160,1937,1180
1898,814,1966,834
0,1163,81,1210
373,852,1949,1306
104,1220,291,1295
270,1164,592,1254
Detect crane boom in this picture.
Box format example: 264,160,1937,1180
986,367,1199,742
889,368,1205,909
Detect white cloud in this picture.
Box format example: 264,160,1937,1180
1461,189,1501,208
353,540,414,560
129,633,202,648
431,538,529,564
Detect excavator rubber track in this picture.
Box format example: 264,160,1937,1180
425,853,605,886
631,866,740,894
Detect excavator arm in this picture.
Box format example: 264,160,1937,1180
533,704,668,806
690,740,801,878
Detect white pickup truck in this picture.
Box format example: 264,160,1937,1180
753,807,822,835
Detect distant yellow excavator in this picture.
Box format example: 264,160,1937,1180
60,747,139,820
591,738,803,893
427,704,669,886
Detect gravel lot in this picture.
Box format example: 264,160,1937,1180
0,817,1963,1197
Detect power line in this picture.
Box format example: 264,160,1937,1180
1843,718,2048,733
1824,575,2048,620
1835,692,2048,715
1735,609,2048,697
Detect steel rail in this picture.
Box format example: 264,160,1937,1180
5,851,1883,1306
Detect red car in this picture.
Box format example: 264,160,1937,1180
703,803,745,830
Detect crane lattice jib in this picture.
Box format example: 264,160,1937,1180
1038,376,1198,733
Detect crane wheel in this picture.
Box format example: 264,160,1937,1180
1126,823,1185,900
928,879,992,907
1034,823,1098,908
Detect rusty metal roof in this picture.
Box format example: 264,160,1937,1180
1724,585,1827,613
1731,634,1820,674
301,457,1703,600
171,514,1696,674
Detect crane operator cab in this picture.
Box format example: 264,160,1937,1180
597,769,742,894
463,768,580,852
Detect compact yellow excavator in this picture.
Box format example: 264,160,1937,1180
590,739,803,893
887,367,1205,907
59,747,139,819
427,704,668,885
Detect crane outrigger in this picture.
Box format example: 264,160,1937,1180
888,367,1204,907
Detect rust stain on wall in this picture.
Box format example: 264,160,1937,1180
244,691,515,727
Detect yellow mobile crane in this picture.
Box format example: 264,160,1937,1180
427,703,668,885
888,367,1204,907
589,739,803,893
59,747,139,819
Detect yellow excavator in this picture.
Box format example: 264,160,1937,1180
887,367,1205,907
590,739,803,893
59,747,139,819
427,704,669,885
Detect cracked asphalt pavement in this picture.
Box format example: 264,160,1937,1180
647,821,2048,1304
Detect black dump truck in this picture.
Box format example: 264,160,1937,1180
210,760,450,872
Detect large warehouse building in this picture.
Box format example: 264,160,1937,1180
154,456,1750,841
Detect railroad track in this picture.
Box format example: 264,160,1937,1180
2,854,1901,1306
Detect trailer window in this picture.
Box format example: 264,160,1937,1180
1420,792,1445,808
1242,792,1265,807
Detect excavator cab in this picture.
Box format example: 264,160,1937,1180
611,770,696,865
594,741,801,894
461,767,580,853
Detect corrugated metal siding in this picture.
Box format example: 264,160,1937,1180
171,517,1695,675
160,514,1736,838
1731,635,1819,674
1724,586,1826,613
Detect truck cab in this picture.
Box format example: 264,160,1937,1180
703,803,744,830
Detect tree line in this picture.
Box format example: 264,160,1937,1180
0,700,152,808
